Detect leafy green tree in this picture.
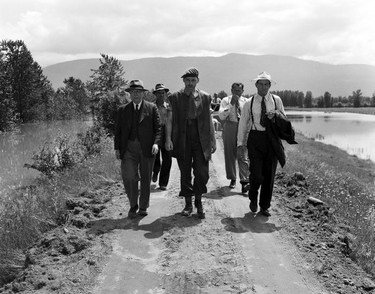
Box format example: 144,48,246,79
317,96,324,107
323,92,332,108
0,57,18,131
371,93,375,107
304,91,313,108
61,77,89,115
352,89,363,108
86,54,128,134
0,40,51,123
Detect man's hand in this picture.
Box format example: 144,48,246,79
165,138,173,151
115,149,121,160
152,144,159,155
230,94,239,105
266,110,276,120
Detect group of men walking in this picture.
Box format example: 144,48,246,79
114,68,292,220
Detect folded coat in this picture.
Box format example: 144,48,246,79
266,111,297,167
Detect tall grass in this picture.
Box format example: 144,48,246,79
283,133,375,275
0,125,120,285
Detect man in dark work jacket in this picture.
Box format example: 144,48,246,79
114,80,161,219
165,67,216,219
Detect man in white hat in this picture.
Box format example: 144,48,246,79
165,67,216,219
114,80,162,219
237,72,285,217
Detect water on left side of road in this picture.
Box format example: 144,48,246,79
0,119,92,195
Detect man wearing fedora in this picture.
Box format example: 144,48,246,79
237,72,285,217
152,83,172,190
114,79,161,219
165,67,216,219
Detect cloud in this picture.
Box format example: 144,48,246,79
1,0,374,66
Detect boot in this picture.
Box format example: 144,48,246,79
181,196,193,216
194,195,205,219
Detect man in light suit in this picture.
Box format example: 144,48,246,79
218,82,250,193
114,80,162,219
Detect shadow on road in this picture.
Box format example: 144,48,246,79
87,213,202,239
205,186,243,199
221,212,280,234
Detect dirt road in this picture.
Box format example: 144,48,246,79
91,137,327,294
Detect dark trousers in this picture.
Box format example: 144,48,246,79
121,139,155,210
153,146,172,187
247,130,278,210
177,119,209,197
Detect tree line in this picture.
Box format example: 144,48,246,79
0,40,130,133
213,89,375,109
2,39,375,133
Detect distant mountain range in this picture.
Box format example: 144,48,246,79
42,53,375,97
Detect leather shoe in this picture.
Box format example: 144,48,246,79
259,208,271,217
159,186,167,190
128,205,138,219
229,180,236,189
181,205,193,216
138,209,148,216
241,183,250,194
249,200,258,213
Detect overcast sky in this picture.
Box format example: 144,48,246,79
1,0,374,67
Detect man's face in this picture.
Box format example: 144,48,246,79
256,80,271,97
231,85,244,97
154,90,167,104
129,89,145,104
183,77,199,92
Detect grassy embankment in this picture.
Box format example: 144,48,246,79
283,106,375,275
0,128,121,285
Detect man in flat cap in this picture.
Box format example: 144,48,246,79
165,67,216,219
114,80,162,219
237,72,286,217
151,83,172,190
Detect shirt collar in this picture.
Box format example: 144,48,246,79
133,101,142,110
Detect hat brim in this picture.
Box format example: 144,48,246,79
153,88,169,93
125,87,147,92
252,78,276,84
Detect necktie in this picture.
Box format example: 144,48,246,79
260,96,267,127
136,104,139,112
235,100,241,120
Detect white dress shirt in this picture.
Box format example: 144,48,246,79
237,93,285,146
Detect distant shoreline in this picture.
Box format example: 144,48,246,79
285,106,375,115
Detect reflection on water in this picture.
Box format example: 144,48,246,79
0,119,92,194
286,111,375,162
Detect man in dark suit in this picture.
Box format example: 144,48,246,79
114,80,162,219
165,67,216,219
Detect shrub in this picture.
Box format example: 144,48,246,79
24,125,108,176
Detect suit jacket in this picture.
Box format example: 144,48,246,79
169,89,215,161
266,111,297,168
114,100,162,159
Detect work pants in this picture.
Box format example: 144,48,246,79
222,121,249,184
177,119,209,197
121,139,155,210
247,130,278,210
153,146,172,187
